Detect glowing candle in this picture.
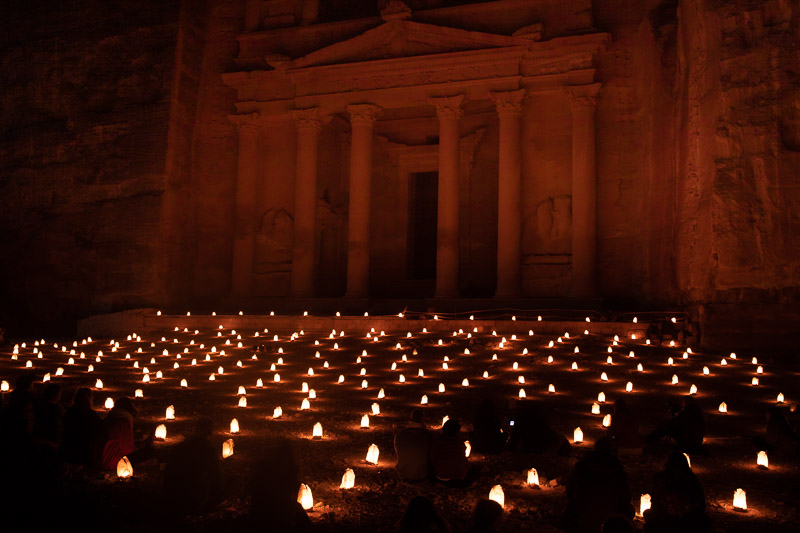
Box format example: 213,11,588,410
117,456,133,478
361,414,369,428
690,384,697,395
639,494,651,516
462,378,469,386
733,488,747,510
166,405,175,420
527,468,539,486
603,414,611,427
464,441,471,457
573,427,583,443
135,389,143,398
626,381,633,392
273,406,282,418
672,375,679,385
340,468,355,489
104,397,114,409
366,443,379,464
757,450,768,468
372,403,380,415
598,392,606,403
238,396,247,408
421,395,428,405
95,379,103,389
751,377,759,386
777,392,785,403
438,383,445,393
719,402,727,413
361,380,368,389
518,388,526,398
298,484,313,510
489,485,505,508
601,372,608,381
222,439,234,458
703,366,709,375
399,374,406,383
312,422,323,438
592,402,601,415
548,384,555,394
301,398,310,410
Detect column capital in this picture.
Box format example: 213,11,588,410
563,83,601,109
490,89,525,117
292,107,322,132
348,104,382,126
228,111,261,130
429,95,465,119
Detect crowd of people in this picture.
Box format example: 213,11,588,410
1,369,798,532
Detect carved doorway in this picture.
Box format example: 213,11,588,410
407,171,438,290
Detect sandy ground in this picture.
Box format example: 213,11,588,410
1,317,798,532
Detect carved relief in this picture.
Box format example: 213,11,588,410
254,208,293,275
534,195,572,254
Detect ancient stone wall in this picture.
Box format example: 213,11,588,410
0,0,181,334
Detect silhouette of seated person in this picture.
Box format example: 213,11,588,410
396,495,450,533
609,399,642,454
61,387,103,467
562,437,635,533
35,383,65,450
465,499,503,533
469,399,506,454
394,409,431,481
602,514,636,533
429,419,470,487
245,438,312,532
164,417,222,515
0,372,37,475
507,400,571,456
646,395,705,454
752,406,800,458
98,397,154,470
643,451,710,533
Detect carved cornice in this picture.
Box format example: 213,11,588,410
228,111,261,131
428,95,464,120
490,89,525,117
292,107,322,132
347,103,382,126
563,83,601,109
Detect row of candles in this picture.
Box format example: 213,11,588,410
3,315,781,516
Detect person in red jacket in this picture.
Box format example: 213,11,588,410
98,397,154,470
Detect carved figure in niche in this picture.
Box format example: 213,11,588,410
254,208,293,275
535,195,571,254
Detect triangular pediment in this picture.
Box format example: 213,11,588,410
289,20,531,69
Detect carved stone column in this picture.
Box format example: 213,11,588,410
491,89,525,298
346,104,381,298
291,108,321,298
429,95,464,298
564,84,601,298
230,112,261,297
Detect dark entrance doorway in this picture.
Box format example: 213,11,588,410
407,171,438,282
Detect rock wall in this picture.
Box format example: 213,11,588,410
0,0,181,335
594,0,800,347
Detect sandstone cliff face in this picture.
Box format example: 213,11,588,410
0,0,181,334
594,0,800,347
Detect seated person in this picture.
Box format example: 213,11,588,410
465,499,503,533
62,388,103,467
644,451,710,533
396,495,450,533
429,420,469,485
469,399,506,454
563,438,635,533
752,406,800,458
164,417,222,515
97,397,154,470
394,409,431,481
646,396,704,454
245,438,311,532
609,399,642,454
508,400,571,456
